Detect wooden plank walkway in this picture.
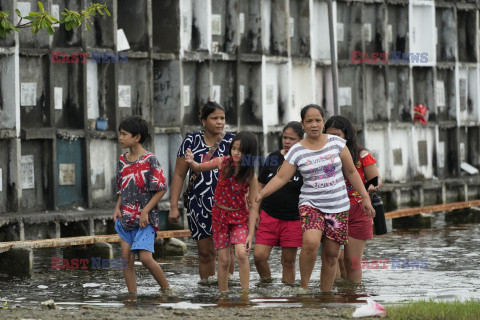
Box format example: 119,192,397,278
0,230,191,254
385,200,480,220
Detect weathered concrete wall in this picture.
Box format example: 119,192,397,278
211,0,237,54
153,60,181,127
387,66,410,122
152,0,180,53
192,0,210,52
20,140,49,211
19,56,50,128
117,0,149,52
289,0,310,57
389,128,413,182
263,62,289,126
238,62,262,126
412,126,435,180
436,68,456,121
51,0,82,48
182,62,210,126
239,0,262,54
336,2,362,61
0,140,8,213
338,65,363,124
117,59,152,121
387,5,408,54
363,4,386,55
457,10,477,63
211,62,236,125
410,3,436,66
51,62,83,129
90,139,116,203
435,8,456,62
291,63,313,120
310,0,330,60
364,129,388,182
85,0,115,49
0,54,16,129
57,138,84,207
315,66,334,117
364,66,387,122
17,0,49,49
412,67,435,120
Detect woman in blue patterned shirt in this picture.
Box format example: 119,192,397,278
169,101,234,282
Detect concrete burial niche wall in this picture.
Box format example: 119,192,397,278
291,63,313,120
336,1,362,61
17,0,49,49
189,0,210,52
153,134,184,200
363,3,386,55
364,129,387,181
435,67,456,121
458,66,480,124
466,127,480,169
20,56,50,128
410,3,436,66
364,66,387,122
412,126,435,180
182,61,210,126
412,67,435,121
310,0,331,61
117,0,149,52
211,61,236,125
0,54,16,129
262,0,289,56
315,66,334,117
457,9,477,63
211,0,237,54
0,140,8,213
51,0,82,48
57,138,84,207
289,0,310,58
117,59,152,120
51,62,83,129
20,140,52,211
85,0,114,49
238,62,262,126
387,66,411,122
387,4,408,56
90,139,116,203
338,65,363,125
435,7,456,62
86,62,115,130
437,126,458,178
0,0,16,47
389,128,413,182
263,62,289,126
152,0,180,53
238,0,262,54
153,60,181,127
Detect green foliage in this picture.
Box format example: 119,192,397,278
0,1,110,38
386,299,480,320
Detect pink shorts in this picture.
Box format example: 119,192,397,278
255,210,303,248
299,205,349,245
348,202,373,240
212,204,249,250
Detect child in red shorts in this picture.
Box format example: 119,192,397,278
185,131,260,292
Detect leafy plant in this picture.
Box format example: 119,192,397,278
0,1,110,38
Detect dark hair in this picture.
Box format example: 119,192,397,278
283,121,304,139
222,131,258,184
198,101,225,121
324,115,362,163
300,104,325,121
118,115,149,144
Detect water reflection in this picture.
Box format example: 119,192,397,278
1,220,479,309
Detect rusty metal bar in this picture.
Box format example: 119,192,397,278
0,230,191,254
385,200,480,220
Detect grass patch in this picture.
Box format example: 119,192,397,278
386,299,480,320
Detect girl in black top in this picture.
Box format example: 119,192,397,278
254,122,304,283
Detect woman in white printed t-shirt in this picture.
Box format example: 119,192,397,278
256,104,375,292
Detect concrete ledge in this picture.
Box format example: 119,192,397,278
0,248,33,278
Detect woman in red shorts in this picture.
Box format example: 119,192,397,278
254,121,304,284
325,115,382,283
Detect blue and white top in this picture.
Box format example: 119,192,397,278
285,135,350,213
177,131,234,239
